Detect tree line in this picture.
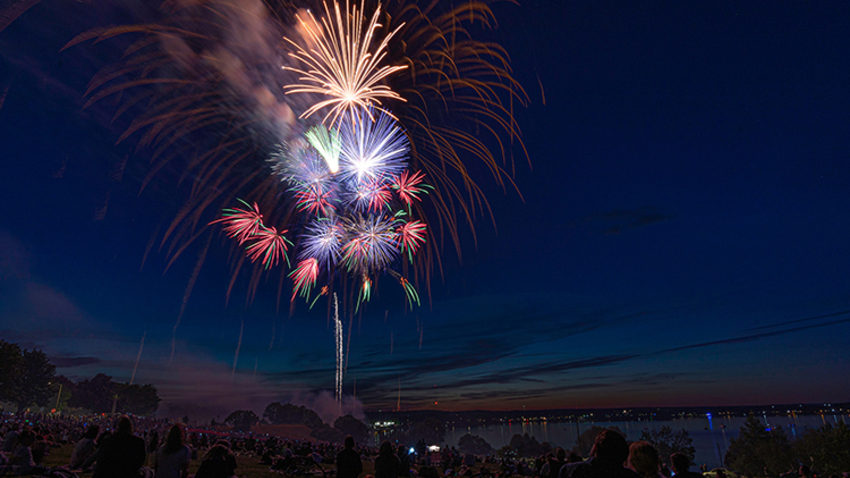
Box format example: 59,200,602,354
0,339,160,415
725,414,850,476
220,402,370,445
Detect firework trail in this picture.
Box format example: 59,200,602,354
0,0,38,33
0,83,8,113
269,316,276,351
232,318,244,381
171,233,211,362
129,330,146,385
334,293,342,413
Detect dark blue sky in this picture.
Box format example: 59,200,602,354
2,0,850,420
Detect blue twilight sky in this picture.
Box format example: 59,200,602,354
1,0,850,420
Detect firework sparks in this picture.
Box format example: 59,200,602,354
396,220,427,262
349,178,392,213
339,109,409,184
301,218,344,267
245,225,292,269
290,258,319,299
342,215,400,273
294,184,335,216
358,277,372,308
209,199,264,244
305,125,341,173
283,0,407,126
391,170,430,206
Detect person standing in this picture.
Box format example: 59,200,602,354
337,436,363,478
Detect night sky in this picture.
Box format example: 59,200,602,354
2,0,850,421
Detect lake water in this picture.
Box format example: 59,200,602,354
444,413,849,469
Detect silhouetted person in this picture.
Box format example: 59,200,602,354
0,429,37,475
628,441,661,478
91,415,147,478
70,425,99,470
548,448,567,478
195,443,237,478
559,430,640,478
670,453,702,478
397,445,411,477
337,436,363,478
376,441,401,478
154,424,191,478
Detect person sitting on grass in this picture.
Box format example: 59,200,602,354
70,425,99,470
154,424,191,478
0,429,44,476
91,415,148,478
195,443,237,478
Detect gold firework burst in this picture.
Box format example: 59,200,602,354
283,0,407,126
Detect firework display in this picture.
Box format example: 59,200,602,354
65,0,526,310
216,115,429,308
212,1,430,308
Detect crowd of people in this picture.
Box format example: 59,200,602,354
1,412,848,478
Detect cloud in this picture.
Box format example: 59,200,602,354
745,309,850,332
49,354,101,368
654,313,850,356
25,282,86,323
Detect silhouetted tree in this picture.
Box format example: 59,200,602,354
18,349,55,408
263,402,323,427
0,340,24,405
573,426,624,457
50,375,75,411
311,423,344,443
224,410,259,432
457,434,494,455
0,341,56,409
793,423,850,474
509,433,551,458
115,382,161,415
725,414,792,477
69,373,115,413
639,426,696,466
334,414,370,444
